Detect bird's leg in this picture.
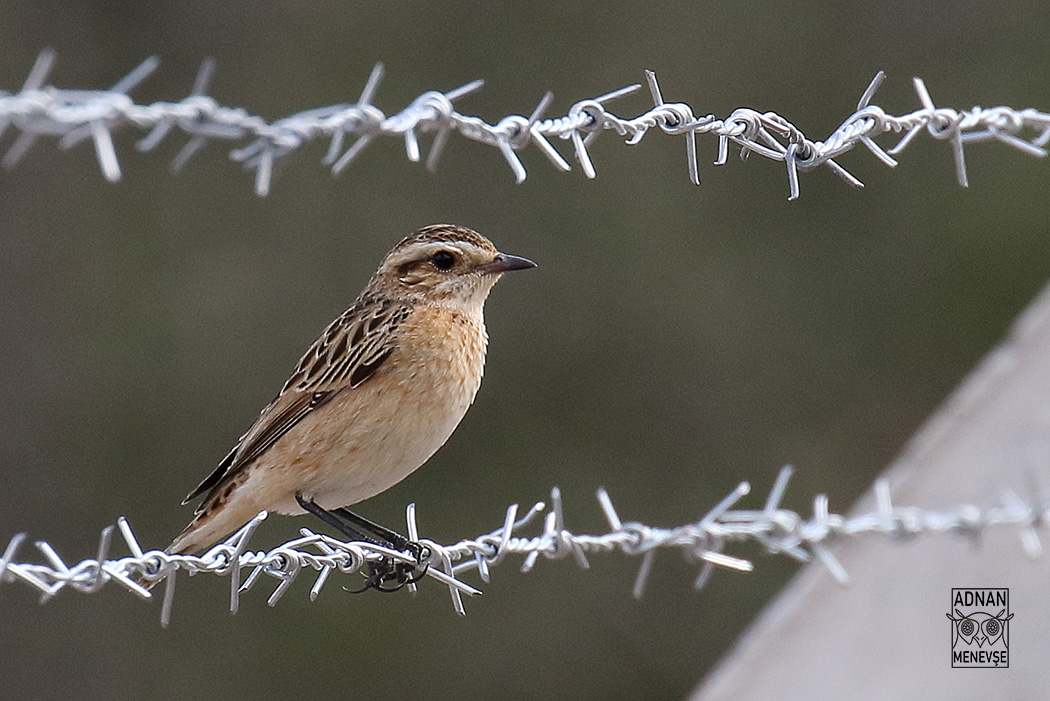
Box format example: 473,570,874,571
329,507,413,553
295,494,429,593
295,493,374,544
329,506,432,590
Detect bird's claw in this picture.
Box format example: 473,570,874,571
344,542,431,594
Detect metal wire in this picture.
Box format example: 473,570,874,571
2,51,1049,199
2,50,1049,626
1,467,1045,626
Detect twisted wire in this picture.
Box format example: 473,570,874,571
2,51,1049,199
1,467,1045,626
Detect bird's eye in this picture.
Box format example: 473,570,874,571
430,251,457,271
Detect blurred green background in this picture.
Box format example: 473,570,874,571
1,2,1049,699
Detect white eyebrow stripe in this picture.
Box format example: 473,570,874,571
418,241,472,256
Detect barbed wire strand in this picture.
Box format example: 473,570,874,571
1,466,1045,626
3,50,1050,200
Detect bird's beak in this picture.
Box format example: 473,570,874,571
479,252,537,274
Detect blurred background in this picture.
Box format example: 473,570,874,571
1,2,1049,699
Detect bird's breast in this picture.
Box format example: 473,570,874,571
396,303,489,398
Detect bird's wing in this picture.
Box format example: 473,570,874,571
182,297,413,507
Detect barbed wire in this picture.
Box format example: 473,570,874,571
1,467,1045,626
2,50,1049,200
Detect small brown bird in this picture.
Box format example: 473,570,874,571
166,224,534,560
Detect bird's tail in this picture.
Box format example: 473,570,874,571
134,501,255,592
132,523,197,593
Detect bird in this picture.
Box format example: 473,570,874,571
163,224,535,567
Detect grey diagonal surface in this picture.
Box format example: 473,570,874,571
693,279,1050,700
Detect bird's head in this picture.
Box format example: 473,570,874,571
370,224,535,308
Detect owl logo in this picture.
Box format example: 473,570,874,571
946,608,1013,650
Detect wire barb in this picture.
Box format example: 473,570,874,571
2,53,1047,197
2,467,1047,625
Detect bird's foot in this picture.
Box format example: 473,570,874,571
346,543,431,594
295,494,432,592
